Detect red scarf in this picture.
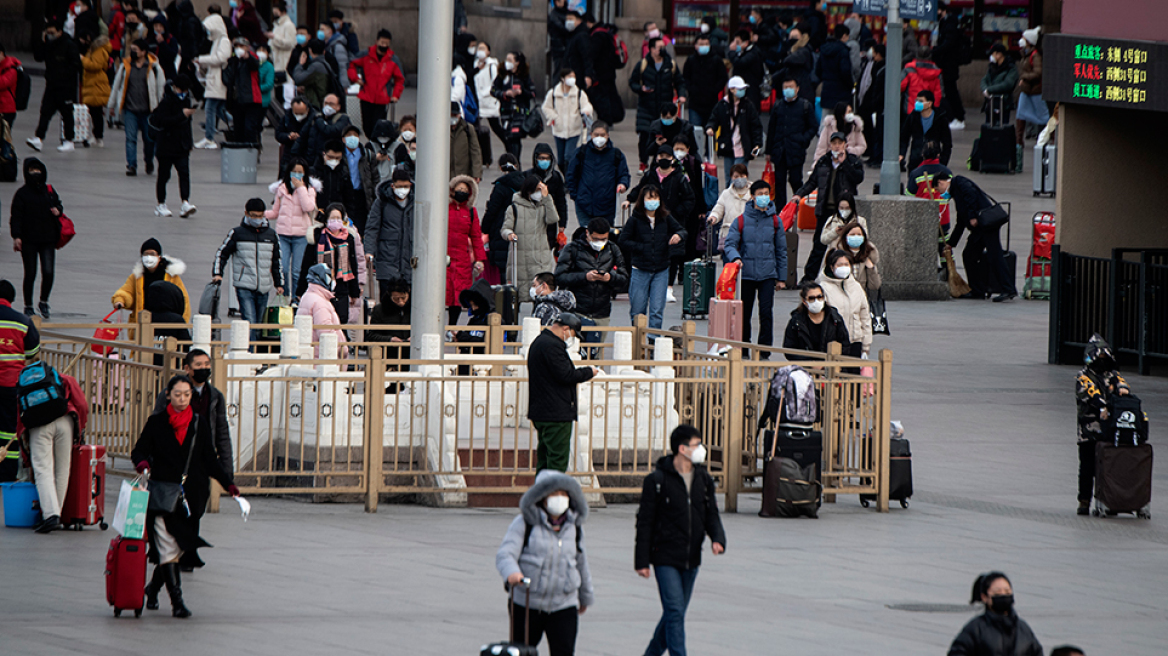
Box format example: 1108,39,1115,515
167,404,193,446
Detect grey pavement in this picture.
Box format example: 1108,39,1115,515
2,73,1168,655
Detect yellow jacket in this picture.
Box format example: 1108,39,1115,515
81,37,112,107
111,257,190,323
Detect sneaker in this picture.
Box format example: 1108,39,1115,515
992,293,1017,303
666,287,677,303
26,137,42,151
126,166,137,176
179,201,197,218
203,140,219,150
155,203,173,217
1077,501,1090,516
38,302,50,321
194,138,211,149
23,306,35,317
91,138,104,148
948,119,965,131
57,141,75,152
638,162,647,176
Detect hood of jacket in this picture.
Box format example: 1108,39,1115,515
531,142,557,176
519,470,589,527
143,280,186,317
448,174,479,206
370,118,399,144
203,13,227,41
907,59,942,80
23,157,47,186
177,0,195,18
459,279,496,313
377,178,414,203
130,256,186,279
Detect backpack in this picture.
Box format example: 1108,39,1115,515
17,361,68,429
772,457,821,518
345,31,361,57
321,51,347,100
457,75,479,123
13,65,31,111
522,521,583,554
596,24,628,69
767,365,818,425
1109,394,1149,447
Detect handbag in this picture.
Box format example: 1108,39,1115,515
198,281,221,320
779,201,798,231
869,289,889,335
761,160,776,192
92,309,123,355
46,186,74,249
520,106,545,138
147,416,198,514
261,295,294,339
112,477,150,539
716,261,740,300
975,193,1010,230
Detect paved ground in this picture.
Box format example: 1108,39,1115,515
3,69,1167,655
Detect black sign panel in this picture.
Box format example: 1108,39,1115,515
1045,34,1168,112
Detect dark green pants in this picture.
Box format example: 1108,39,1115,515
533,421,574,472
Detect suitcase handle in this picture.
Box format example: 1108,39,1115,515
507,578,532,645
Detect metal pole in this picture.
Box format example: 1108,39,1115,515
411,0,456,359
880,0,903,196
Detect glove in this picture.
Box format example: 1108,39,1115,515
135,461,150,474
227,484,240,497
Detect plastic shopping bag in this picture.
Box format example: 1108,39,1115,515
112,478,150,539
715,261,741,300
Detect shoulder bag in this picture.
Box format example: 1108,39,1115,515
975,193,1010,230
147,416,198,515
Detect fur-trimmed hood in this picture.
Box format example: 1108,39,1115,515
519,470,588,527
130,256,186,279
448,175,479,206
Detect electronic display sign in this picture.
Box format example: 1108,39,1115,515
1045,34,1168,112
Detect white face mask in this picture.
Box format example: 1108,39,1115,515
545,495,570,517
257,51,268,62
564,77,576,88
467,46,477,56
565,19,576,30
293,112,308,121
324,158,340,169
504,60,515,72
475,49,487,60
393,186,410,199
674,150,687,161
452,115,462,126
867,48,875,58
731,177,749,190
322,105,337,117
700,23,710,34
839,208,852,218
844,112,855,123
408,149,417,161
806,299,826,314
377,136,390,144
401,130,416,142
234,47,246,58
592,136,607,148
834,266,852,279
647,29,660,39
688,444,707,465
530,191,543,202
589,239,606,251
141,254,160,269
1018,38,1028,49
528,286,540,300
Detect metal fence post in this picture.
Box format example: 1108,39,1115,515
633,314,648,359
1048,244,1062,364
823,341,841,504
877,349,893,512
488,312,504,376
723,348,745,513
366,350,386,512
682,320,696,357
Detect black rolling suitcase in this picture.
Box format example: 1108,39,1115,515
763,426,823,482
1092,394,1152,519
482,578,538,656
493,241,520,326
971,211,1016,295
972,95,1016,174
861,436,913,508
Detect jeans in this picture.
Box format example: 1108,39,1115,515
688,109,709,142
204,97,228,141
740,278,776,347
236,287,269,342
156,154,191,203
511,605,579,656
644,565,699,656
28,415,73,518
279,235,308,298
555,136,579,175
722,156,746,182
575,200,615,232
122,109,155,169
629,268,670,330
21,243,55,307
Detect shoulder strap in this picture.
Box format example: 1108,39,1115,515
737,214,743,233
180,415,198,484
576,524,583,553
522,521,534,549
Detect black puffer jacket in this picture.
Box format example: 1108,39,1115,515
480,168,525,271
526,328,595,422
554,235,628,319
707,97,763,161
9,159,63,247
795,152,865,218
765,96,818,166
618,207,686,274
782,305,852,359
365,183,414,284
635,455,727,571
625,165,695,224
628,54,687,133
683,50,729,119
149,86,195,158
33,31,81,96
275,107,324,168
947,610,1043,656
728,44,765,108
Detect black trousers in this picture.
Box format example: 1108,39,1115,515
637,130,654,166
864,109,883,161
2,112,15,128
35,87,75,141
21,243,56,307
156,154,191,203
87,105,105,139
803,211,833,282
231,103,264,146
962,226,1017,296
360,100,386,138
771,161,804,206
942,71,965,121
741,278,776,347
1078,440,1096,503
509,604,579,656
477,119,493,165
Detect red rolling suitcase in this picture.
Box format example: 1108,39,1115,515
61,443,108,530
105,535,148,617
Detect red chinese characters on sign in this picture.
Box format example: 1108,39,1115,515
1073,63,1103,80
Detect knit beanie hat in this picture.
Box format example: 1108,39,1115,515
141,238,162,254
245,198,267,213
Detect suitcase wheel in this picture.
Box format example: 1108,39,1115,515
100,521,109,531
1091,507,1102,517
1138,508,1151,520
860,498,870,508
134,608,142,618
114,608,122,617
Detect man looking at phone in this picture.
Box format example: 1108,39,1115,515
553,218,628,345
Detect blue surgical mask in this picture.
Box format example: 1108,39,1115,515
644,199,661,212
735,88,746,98
754,195,770,208
296,34,307,45
749,14,758,24
846,234,865,248
229,0,238,7
537,159,551,170
661,117,675,126
782,88,796,100
290,172,304,181
696,45,710,56
941,190,951,199
736,45,743,54
317,29,327,41
914,101,925,112
344,135,360,150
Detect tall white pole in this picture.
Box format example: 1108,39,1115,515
880,0,903,196
411,0,455,359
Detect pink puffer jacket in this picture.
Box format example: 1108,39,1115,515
296,282,347,357
266,182,318,237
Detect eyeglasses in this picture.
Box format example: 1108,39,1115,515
805,295,825,301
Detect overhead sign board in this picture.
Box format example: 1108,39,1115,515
1045,34,1168,112
853,0,938,23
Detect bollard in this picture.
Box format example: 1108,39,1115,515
192,314,212,352
419,333,442,377
613,331,633,371
230,320,250,351
319,332,339,363
279,327,300,358
295,314,313,345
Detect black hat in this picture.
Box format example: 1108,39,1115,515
656,144,674,156
989,43,1007,55
0,280,14,303
141,238,162,254
829,131,847,142
555,312,583,334
246,198,267,213
451,101,462,116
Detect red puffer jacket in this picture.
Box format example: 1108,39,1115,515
0,56,22,114
347,47,405,106
899,58,943,114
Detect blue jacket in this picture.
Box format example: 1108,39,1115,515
567,141,631,220
724,201,788,282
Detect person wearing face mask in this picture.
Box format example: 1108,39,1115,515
630,37,687,174
949,572,1043,656
310,140,361,217
347,29,404,136
315,93,353,143
142,281,192,366
367,280,411,366
275,97,323,171
816,249,871,358
254,44,277,123
980,43,1019,126
298,204,361,324
291,39,332,112
705,77,763,183
857,43,887,166
782,282,852,359
285,26,311,77
541,68,593,174
147,74,197,217
669,139,707,260
640,21,676,60
682,35,728,129
149,349,231,570
295,263,347,358
566,122,630,230
388,114,415,169
339,125,376,234
471,40,502,166
227,0,265,47
529,272,576,326
777,28,815,104
365,169,415,298
648,103,698,159
0,43,23,130
941,173,1017,302
525,143,570,248
819,193,868,246
363,118,400,183
814,101,867,161
707,164,753,254
724,179,788,352
899,90,952,172
829,219,881,295
445,176,486,324
452,32,478,84
266,157,317,298
502,175,560,301
792,132,865,283
727,30,765,109
1074,334,1134,515
1014,27,1047,173
315,21,349,84
193,13,230,148
449,101,484,180
112,238,190,324
765,76,819,206
264,2,295,73
28,21,81,153
620,186,686,328
10,159,65,318
79,32,112,148
816,24,854,115
223,38,264,147
497,470,594,656
212,198,285,339
635,424,727,656
900,45,943,117
546,0,571,72
554,218,628,341
491,51,536,160
476,154,525,284
624,145,696,302
526,313,598,471
110,39,165,174
701,16,729,57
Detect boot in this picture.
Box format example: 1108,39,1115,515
144,566,165,610
1015,144,1024,173
162,563,192,618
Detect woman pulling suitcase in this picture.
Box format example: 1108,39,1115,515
132,374,240,618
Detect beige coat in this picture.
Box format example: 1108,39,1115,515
197,14,231,100
707,185,752,249
269,14,297,72
813,115,867,161
819,213,869,246
817,273,872,352
541,83,594,142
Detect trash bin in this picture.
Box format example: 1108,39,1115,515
221,142,258,184
2,482,40,527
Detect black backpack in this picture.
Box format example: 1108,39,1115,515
13,65,31,111
322,50,346,99
17,361,68,429
1110,395,1149,446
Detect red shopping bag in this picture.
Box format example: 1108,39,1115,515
761,160,776,193
779,201,798,231
716,261,740,300
92,309,123,355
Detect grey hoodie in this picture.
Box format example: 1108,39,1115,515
496,471,595,612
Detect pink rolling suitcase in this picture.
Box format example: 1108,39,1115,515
708,298,744,347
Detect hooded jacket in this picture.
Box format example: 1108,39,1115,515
629,53,687,133
224,52,263,105
0,300,39,387
619,206,686,274
526,328,595,422
817,271,872,352
275,107,323,167
449,116,483,179
197,14,231,100
292,55,332,110
108,53,167,115
174,0,205,63
541,81,593,140
266,180,318,237
80,36,112,107
363,120,401,181
766,95,818,166
947,609,1043,656
554,233,628,319
446,176,486,307
269,13,296,71
816,38,853,110
814,114,867,161
296,276,347,357
365,182,414,284
708,183,753,248
348,45,405,106
567,138,630,221
112,257,190,323
780,44,816,103
900,58,943,114
501,192,560,299
729,44,766,107
481,166,526,272
532,289,576,326
625,163,696,224
473,56,501,119
527,143,570,234
496,471,595,612
782,305,852,359
981,59,1020,100
213,218,284,293
724,200,788,283
310,157,362,218
635,454,726,571
10,159,64,247
33,30,81,96
143,280,192,346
